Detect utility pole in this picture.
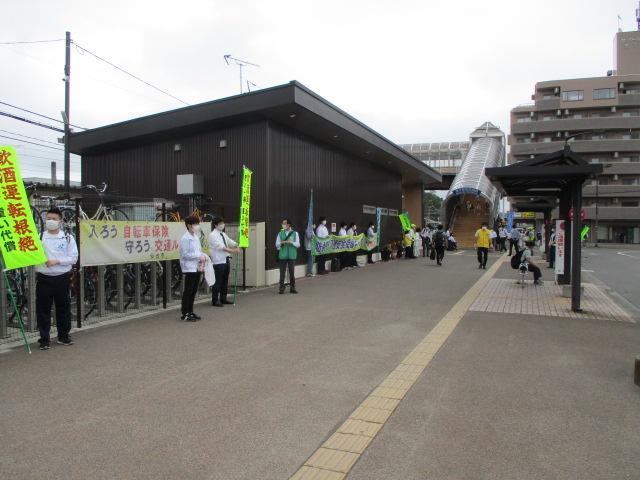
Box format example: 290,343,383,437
63,31,71,194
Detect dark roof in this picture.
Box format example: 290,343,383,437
512,198,557,212
69,81,440,186
485,146,603,197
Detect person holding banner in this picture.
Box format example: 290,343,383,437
346,222,360,268
338,222,350,271
316,216,330,275
304,222,315,277
179,215,208,321
35,208,79,350
276,219,300,294
209,216,240,307
366,222,376,264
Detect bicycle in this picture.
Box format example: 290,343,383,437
154,196,215,224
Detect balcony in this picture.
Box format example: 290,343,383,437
582,206,640,221
510,116,640,135
509,139,640,156
582,185,640,197
618,93,640,106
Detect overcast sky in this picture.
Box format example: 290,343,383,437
1,0,638,182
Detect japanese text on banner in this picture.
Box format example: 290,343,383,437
238,167,252,248
80,221,210,266
0,147,46,269
399,213,411,232
312,233,378,255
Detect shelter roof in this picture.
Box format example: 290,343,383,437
485,147,603,197
69,81,440,186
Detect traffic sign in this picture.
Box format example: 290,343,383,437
569,208,586,221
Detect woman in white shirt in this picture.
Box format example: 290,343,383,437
179,215,208,321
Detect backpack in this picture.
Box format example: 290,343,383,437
331,256,341,272
510,249,525,269
434,231,445,247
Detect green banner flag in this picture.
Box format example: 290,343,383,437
399,213,411,232
312,233,378,255
238,167,252,248
581,226,589,239
0,147,47,269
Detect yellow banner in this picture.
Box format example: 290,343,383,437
521,212,536,218
80,221,210,266
238,167,252,248
0,147,46,269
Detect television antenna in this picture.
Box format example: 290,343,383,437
223,55,260,94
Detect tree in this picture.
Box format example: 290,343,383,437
424,191,442,223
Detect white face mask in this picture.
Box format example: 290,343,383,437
322,221,327,225
192,225,200,233
216,224,225,231
482,226,487,231
282,224,288,230
45,219,60,231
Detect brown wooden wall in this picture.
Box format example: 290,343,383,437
81,119,403,270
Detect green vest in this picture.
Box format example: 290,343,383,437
278,230,298,260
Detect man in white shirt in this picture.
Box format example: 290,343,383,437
35,208,79,350
338,221,350,271
209,216,240,307
346,222,360,267
366,222,376,264
178,215,208,321
315,216,330,275
521,241,543,285
498,226,508,252
421,225,431,257
508,227,521,256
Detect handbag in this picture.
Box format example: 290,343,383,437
430,248,436,260
203,259,216,286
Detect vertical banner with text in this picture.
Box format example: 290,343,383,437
376,207,382,245
555,220,567,276
0,147,46,269
399,213,411,232
238,166,252,248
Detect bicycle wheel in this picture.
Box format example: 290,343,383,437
4,273,25,324
155,211,180,222
70,270,97,319
104,207,129,222
31,206,44,234
60,208,78,236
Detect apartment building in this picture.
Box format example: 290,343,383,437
509,30,640,244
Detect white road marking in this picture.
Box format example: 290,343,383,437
618,251,640,260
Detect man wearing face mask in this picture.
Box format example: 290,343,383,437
179,216,208,321
209,216,240,307
276,219,300,294
315,216,330,275
35,208,79,350
474,221,491,269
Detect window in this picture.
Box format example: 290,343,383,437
591,201,608,207
516,117,532,123
517,138,532,144
591,157,608,163
622,179,639,185
542,94,556,100
621,201,639,207
591,134,608,140
562,90,583,101
622,111,639,117
543,137,552,143
388,209,399,216
363,205,376,214
594,88,615,100
542,115,557,121
622,156,640,163
572,114,583,119
622,133,640,140
623,89,640,94
593,179,608,186
379,208,389,215
590,112,608,118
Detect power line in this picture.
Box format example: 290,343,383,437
0,129,61,145
74,43,190,106
0,134,64,150
0,101,85,130
0,110,64,132
0,39,64,44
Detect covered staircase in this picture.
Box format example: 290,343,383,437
449,194,490,248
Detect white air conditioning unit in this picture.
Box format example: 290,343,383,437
564,109,569,115
554,87,560,94
619,82,625,89
557,110,562,116
564,131,570,137
611,106,616,113
530,155,535,159
613,174,619,180
614,151,619,158
530,111,535,117
613,198,619,203
556,132,562,138
530,133,536,139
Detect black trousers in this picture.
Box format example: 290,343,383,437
435,246,445,265
279,259,296,288
317,254,327,273
548,246,556,268
36,272,71,342
509,239,520,255
499,237,507,252
527,264,542,281
423,240,429,257
404,246,412,259
181,272,201,315
212,258,231,303
477,247,488,267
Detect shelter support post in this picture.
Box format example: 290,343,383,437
570,184,583,312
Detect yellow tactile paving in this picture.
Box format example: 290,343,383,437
288,256,507,480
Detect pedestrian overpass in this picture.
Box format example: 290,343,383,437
442,122,505,248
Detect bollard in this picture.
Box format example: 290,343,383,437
635,356,640,387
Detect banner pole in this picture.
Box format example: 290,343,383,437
0,258,31,354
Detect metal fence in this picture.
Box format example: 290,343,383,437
1,192,245,346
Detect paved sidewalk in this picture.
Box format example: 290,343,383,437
1,250,639,480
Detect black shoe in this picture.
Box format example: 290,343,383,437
190,312,201,320
290,288,298,294
184,313,198,322
212,302,223,307
180,313,189,321
57,337,73,346
482,265,486,269
220,299,234,305
478,264,482,269
39,340,50,350
279,288,285,294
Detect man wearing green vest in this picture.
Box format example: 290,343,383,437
276,219,300,294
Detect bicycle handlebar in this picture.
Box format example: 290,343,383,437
83,182,108,194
